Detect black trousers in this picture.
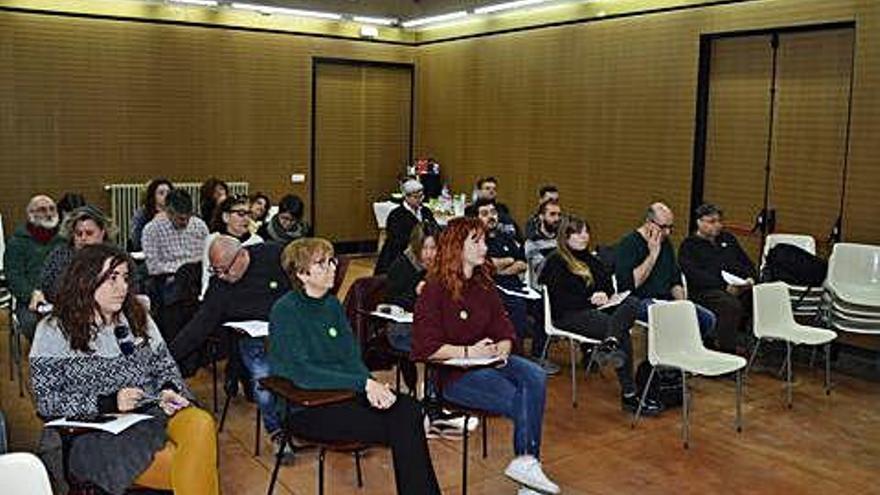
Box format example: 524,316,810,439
287,395,441,495
553,297,640,394
691,289,748,354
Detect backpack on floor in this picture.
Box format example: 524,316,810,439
636,361,683,408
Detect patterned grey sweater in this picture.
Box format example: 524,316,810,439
29,314,189,419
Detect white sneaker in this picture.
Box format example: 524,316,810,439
518,487,544,495
432,415,479,432
504,455,560,494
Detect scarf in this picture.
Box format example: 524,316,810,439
27,223,58,244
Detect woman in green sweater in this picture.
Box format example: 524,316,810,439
268,237,441,495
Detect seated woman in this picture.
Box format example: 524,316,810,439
202,194,263,297
268,238,440,495
198,177,228,222
538,215,663,416
412,217,559,495
40,205,115,303
129,178,172,252
259,194,310,245
29,244,218,495
249,192,271,229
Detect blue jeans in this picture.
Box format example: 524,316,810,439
442,355,546,457
387,323,413,353
636,298,718,342
238,337,281,435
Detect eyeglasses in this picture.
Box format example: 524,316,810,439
114,325,134,356
228,209,252,218
209,248,243,276
651,219,674,231
313,256,338,271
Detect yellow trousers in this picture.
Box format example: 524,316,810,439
133,407,219,495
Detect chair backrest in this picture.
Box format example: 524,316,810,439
0,453,53,495
647,301,704,366
343,275,388,344
541,285,560,337
372,201,397,229
827,242,880,287
762,234,816,268
752,282,796,337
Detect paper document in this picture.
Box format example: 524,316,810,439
222,320,269,338
371,305,414,324
496,284,542,300
46,413,153,435
722,271,749,287
598,291,631,311
442,356,504,368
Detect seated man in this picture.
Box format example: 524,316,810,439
169,235,291,453
467,198,554,371
4,195,65,340
524,198,562,289
615,202,716,339
524,185,560,240
679,204,757,354
475,176,522,240
142,189,209,337
374,178,439,275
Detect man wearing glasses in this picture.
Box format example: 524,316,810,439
615,202,717,340
374,178,439,275
169,235,291,456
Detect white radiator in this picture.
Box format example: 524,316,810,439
105,181,249,250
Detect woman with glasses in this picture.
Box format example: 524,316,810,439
202,194,263,298
258,194,310,245
412,217,559,495
268,238,441,495
29,244,218,495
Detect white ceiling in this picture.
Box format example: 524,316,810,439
248,1,499,19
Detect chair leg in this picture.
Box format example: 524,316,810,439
267,428,292,495
461,413,469,495
481,415,488,459
218,391,234,432
745,338,762,381
16,331,23,397
824,343,832,395
630,366,656,429
539,335,553,363
681,371,689,449
354,450,364,488
569,339,577,408
318,448,326,495
785,341,793,409
255,408,262,456
735,369,743,433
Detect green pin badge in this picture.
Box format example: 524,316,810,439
328,327,338,338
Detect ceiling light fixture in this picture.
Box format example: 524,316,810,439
230,2,342,20
168,0,220,6
352,15,397,26
473,0,549,15
401,11,468,28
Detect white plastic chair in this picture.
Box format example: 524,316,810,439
747,282,837,408
632,300,746,448
0,452,53,495
539,285,601,408
825,243,880,308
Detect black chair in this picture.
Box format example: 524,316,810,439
261,376,372,495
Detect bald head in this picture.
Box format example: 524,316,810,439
644,202,674,239
209,235,242,267
27,195,59,229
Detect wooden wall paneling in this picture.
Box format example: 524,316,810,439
769,28,854,256
702,35,773,260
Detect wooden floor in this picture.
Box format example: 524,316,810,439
3,257,880,494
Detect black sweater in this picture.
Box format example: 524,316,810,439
539,248,614,321
374,205,438,275
679,231,757,294
386,254,425,312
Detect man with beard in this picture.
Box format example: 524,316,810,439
4,195,65,340
524,185,560,240
524,198,562,289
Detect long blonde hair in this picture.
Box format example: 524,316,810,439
557,215,594,286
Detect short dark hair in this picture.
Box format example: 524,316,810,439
165,189,194,216
465,197,496,218
695,203,723,219
538,198,560,215
476,177,497,189
538,185,558,198
278,194,305,219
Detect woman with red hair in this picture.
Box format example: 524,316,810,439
413,218,559,495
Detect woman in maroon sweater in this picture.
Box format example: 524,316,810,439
413,218,559,495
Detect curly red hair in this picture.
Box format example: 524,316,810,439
428,217,495,301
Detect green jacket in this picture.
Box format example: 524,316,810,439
4,223,65,302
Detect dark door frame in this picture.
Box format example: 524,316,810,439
310,57,415,253
688,21,856,241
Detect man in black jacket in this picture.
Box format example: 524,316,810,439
169,235,291,448
679,204,757,354
374,179,439,274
